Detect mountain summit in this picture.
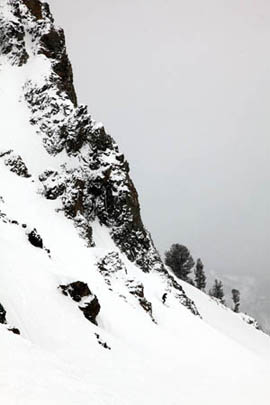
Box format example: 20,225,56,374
0,1,270,404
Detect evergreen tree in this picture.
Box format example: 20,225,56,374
209,279,225,303
165,244,195,282
194,258,206,291
232,289,240,313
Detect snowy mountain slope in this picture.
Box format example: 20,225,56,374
209,271,270,335
0,1,270,404
178,277,270,361
0,186,270,405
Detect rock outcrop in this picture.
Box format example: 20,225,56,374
126,280,156,322
0,151,31,178
2,0,163,272
27,228,43,248
239,313,261,331
59,281,101,325
0,303,7,324
0,0,199,316
0,302,20,335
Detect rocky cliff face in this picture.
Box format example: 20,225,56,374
0,0,198,314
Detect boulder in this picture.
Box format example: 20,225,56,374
28,228,43,248
59,281,101,325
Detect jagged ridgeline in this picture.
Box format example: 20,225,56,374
0,0,198,313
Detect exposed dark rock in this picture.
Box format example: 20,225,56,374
82,296,100,325
126,280,156,323
39,29,62,59
240,313,261,331
0,210,9,224
39,170,65,200
139,298,154,316
8,327,21,335
97,252,127,287
95,333,111,350
59,281,101,325
39,27,77,106
3,0,76,105
60,281,91,302
21,0,43,20
0,150,13,158
0,303,20,335
4,154,31,178
166,272,200,316
73,215,95,248
64,105,91,153
65,178,85,218
0,18,29,66
162,293,168,304
28,228,43,248
127,281,144,299
0,303,7,325
98,252,127,275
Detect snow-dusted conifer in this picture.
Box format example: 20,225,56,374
165,244,194,282
209,279,225,304
232,289,240,313
194,258,206,291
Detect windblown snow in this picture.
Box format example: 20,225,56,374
0,1,270,404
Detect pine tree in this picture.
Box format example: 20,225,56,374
209,279,225,304
164,244,195,282
232,289,240,313
194,258,206,291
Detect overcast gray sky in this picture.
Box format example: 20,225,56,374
50,0,270,279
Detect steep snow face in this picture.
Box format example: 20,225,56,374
0,0,270,404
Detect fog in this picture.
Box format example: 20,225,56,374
50,0,270,280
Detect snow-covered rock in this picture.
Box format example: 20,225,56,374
0,1,270,404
